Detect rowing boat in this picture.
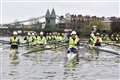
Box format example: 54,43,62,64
94,47,120,55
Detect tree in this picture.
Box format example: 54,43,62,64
110,18,120,33
84,20,105,32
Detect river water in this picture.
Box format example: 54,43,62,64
0,37,120,80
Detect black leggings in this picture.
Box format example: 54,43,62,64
11,45,18,49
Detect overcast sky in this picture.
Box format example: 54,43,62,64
0,0,120,24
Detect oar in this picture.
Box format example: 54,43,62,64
94,46,120,55
83,42,120,56
22,43,68,55
106,43,120,47
0,40,9,44
22,47,52,55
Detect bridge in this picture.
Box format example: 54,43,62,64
4,9,67,29
1,8,71,34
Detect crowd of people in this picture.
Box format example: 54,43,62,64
89,32,120,47
9,27,120,61
10,30,120,51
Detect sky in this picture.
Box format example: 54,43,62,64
0,0,120,24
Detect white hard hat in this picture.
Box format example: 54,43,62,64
90,33,94,37
32,32,35,35
28,32,31,35
13,31,17,35
40,32,44,35
71,31,76,35
96,33,100,36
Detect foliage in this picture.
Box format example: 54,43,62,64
111,19,120,33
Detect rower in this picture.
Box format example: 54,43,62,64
46,33,52,41
67,31,79,61
104,34,111,42
89,33,96,47
115,34,120,43
31,32,36,46
10,31,20,60
100,34,105,41
52,33,56,41
56,33,64,42
95,33,102,46
38,32,47,47
24,32,33,46
110,34,115,41
10,31,20,49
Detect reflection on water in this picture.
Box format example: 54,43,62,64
0,37,120,80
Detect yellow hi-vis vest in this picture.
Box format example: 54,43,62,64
32,36,37,45
69,37,79,49
57,36,64,41
27,36,33,45
10,37,19,45
52,35,56,40
89,36,96,46
36,36,47,45
46,36,51,41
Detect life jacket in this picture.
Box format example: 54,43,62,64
46,36,52,41
32,36,37,45
95,37,102,46
51,35,56,40
27,36,33,43
10,37,19,45
56,35,64,41
36,36,47,45
89,36,96,46
69,37,79,49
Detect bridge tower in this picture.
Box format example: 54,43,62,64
50,8,56,29
45,9,50,27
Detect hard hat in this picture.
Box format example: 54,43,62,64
13,31,17,35
90,33,94,37
71,31,76,35
28,32,31,35
32,32,35,35
40,32,44,35
96,33,100,36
